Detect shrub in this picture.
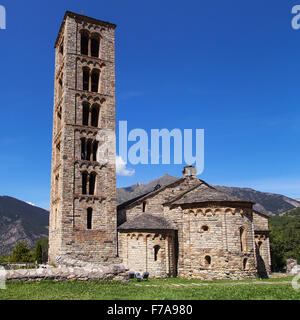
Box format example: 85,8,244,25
9,240,34,263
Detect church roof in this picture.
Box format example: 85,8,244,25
165,181,254,205
117,177,184,210
118,214,176,231
253,209,270,219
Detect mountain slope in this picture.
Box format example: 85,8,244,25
0,196,49,255
117,174,178,204
214,186,300,215
280,207,300,216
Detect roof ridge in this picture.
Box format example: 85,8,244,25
163,181,203,205
166,180,253,206
117,177,184,210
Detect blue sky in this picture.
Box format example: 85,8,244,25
0,0,300,209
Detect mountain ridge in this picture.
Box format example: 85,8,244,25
0,196,49,255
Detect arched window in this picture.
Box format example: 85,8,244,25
87,208,93,230
58,77,63,100
89,172,96,195
80,138,86,160
91,69,100,93
91,104,100,127
86,139,92,161
83,68,90,91
82,102,90,126
242,258,248,270
258,241,263,255
55,174,59,198
54,208,58,229
81,31,89,55
91,36,100,58
240,227,246,252
56,111,62,132
154,245,160,261
59,42,64,56
82,171,88,194
142,201,147,213
92,141,98,162
55,142,61,164
204,255,211,267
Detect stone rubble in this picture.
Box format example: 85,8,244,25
3,256,129,282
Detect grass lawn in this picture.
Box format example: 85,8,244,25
0,277,299,300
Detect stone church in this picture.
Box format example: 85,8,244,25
49,11,271,280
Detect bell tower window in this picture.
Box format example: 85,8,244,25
83,68,90,91
91,36,100,58
81,31,89,55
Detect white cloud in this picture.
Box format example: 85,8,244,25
26,202,36,207
116,156,135,177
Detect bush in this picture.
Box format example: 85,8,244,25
9,240,34,263
269,210,300,271
34,238,49,264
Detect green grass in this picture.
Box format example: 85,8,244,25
0,277,299,300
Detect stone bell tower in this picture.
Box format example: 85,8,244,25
48,11,118,264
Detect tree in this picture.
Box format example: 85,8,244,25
9,240,33,263
269,210,300,271
34,238,49,264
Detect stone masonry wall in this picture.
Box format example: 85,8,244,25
118,174,262,279
119,176,200,226
253,211,271,275
49,13,118,265
118,231,176,278
163,205,257,280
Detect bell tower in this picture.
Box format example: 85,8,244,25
49,11,118,264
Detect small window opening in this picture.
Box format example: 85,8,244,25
58,78,63,100
55,174,59,198
154,245,160,261
86,139,92,161
204,255,211,266
87,207,92,230
142,201,147,213
82,171,88,194
91,37,100,58
243,258,248,270
201,225,209,232
82,103,89,126
258,241,263,255
83,68,90,91
81,138,86,160
240,227,246,252
92,141,98,161
91,69,99,93
91,105,99,127
56,143,61,164
89,172,96,195
59,43,64,56
81,32,89,55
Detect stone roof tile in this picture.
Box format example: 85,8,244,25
118,214,176,230
166,181,252,205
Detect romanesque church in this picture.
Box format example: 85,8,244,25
49,11,271,280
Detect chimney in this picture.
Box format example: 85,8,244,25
182,165,197,178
